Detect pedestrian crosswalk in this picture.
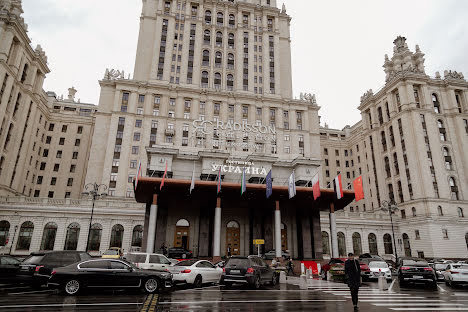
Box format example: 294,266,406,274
309,281,468,311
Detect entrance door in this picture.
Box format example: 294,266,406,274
281,223,288,251
174,219,190,249
226,221,240,256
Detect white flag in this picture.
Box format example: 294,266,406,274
288,170,296,199
189,162,196,194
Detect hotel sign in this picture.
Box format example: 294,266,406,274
211,160,268,176
192,119,277,142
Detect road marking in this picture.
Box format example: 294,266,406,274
159,299,347,305
390,308,468,311
0,303,143,309
454,294,468,297
140,294,158,312
388,279,396,292
360,300,446,302
438,284,447,292
8,289,53,295
187,289,328,292
0,286,30,291
344,296,423,299
375,303,465,306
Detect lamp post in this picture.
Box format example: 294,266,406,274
9,225,18,255
82,183,107,252
381,200,399,262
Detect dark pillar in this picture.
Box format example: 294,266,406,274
198,204,211,257
154,204,168,252
295,207,304,260
264,206,274,253
141,202,151,252
301,207,313,259
312,207,323,259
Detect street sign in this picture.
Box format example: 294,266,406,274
253,239,264,245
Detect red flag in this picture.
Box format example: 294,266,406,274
312,174,320,200
334,174,343,199
160,161,168,190
353,176,364,202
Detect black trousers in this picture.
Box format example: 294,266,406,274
349,287,359,306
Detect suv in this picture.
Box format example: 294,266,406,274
17,251,91,287
398,257,437,289
165,247,192,259
221,255,277,289
123,252,173,271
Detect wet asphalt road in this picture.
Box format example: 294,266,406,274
1,278,468,312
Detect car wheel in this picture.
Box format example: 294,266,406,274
144,277,159,294
253,275,261,289
321,270,327,280
194,275,203,288
182,254,187,259
64,279,80,295
271,274,277,286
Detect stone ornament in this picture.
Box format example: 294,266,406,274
104,68,126,80
299,92,317,105
444,70,465,81
360,89,373,103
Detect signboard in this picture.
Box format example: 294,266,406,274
212,160,268,176
253,239,265,245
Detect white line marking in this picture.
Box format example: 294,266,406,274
454,294,468,297
159,299,347,305
390,308,468,311
360,300,446,302
0,303,142,309
376,303,465,306
187,289,325,292
438,284,447,292
344,296,423,299
8,289,53,295
388,279,396,292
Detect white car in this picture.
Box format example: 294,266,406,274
368,261,392,280
123,252,173,271
443,263,468,287
168,259,223,287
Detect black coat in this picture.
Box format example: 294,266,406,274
345,259,361,288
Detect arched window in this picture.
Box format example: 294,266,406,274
337,232,346,257
131,225,143,247
352,232,362,256
412,207,417,217
64,222,80,250
20,63,28,83
443,147,453,170
0,220,10,246
228,33,235,49
384,156,391,178
204,30,211,45
322,231,330,255
0,156,5,177
226,221,240,256
383,234,393,254
438,120,447,141
227,53,235,69
40,222,57,250
202,50,210,66
110,224,124,248
217,12,224,26
437,206,443,216
227,221,239,228
449,177,459,200
388,183,394,202
377,107,383,125
88,223,102,251
176,219,190,227
227,74,234,90
459,207,464,218
215,51,222,67
229,14,235,27
402,233,411,257
205,10,212,24
16,221,34,250
432,93,441,114
214,72,221,89
201,71,209,88
381,131,387,151
216,31,223,47
368,233,378,255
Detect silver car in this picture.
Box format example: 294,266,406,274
443,264,468,287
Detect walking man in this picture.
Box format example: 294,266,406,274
286,258,294,276
345,252,361,310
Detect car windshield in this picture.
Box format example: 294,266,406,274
176,260,197,267
125,254,147,263
120,260,138,270
453,265,468,270
103,250,119,255
434,264,448,270
369,262,388,269
402,259,429,267
22,255,44,264
226,258,250,268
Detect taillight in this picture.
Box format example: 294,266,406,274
51,270,57,275
451,271,459,274
223,267,225,273
246,268,254,274
181,269,191,274
35,265,44,272
401,267,410,270
424,268,433,271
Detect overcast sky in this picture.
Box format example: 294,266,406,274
23,0,468,129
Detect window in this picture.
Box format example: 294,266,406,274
352,232,362,255
132,225,143,247
64,223,80,250
67,178,73,187
130,160,137,169
444,147,453,170
335,150,339,156
442,229,449,239
77,126,83,134
53,164,59,172
381,131,387,151
132,146,139,154
449,177,459,200
415,230,420,240
438,120,447,141
133,133,140,141
56,150,62,158
62,125,67,133
72,152,78,159
110,224,124,248
0,220,10,246
88,224,102,251
458,207,464,218
50,177,57,185
384,157,391,178
337,232,346,257
368,233,378,255
59,137,65,145
432,93,441,114
383,234,393,254
135,120,142,128
75,139,80,146
401,209,406,219
321,232,330,255
412,207,417,217
437,206,443,216
16,221,34,250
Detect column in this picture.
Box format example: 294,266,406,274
329,202,339,258
213,197,221,257
274,201,282,258
146,194,158,253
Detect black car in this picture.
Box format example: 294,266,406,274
0,255,21,283
47,258,173,295
17,251,91,287
397,257,437,289
166,247,193,259
221,255,277,289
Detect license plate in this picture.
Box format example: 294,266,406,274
413,275,423,279
20,267,29,271
230,269,241,274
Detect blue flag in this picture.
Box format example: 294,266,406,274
266,170,272,198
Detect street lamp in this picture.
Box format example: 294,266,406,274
9,225,18,255
381,200,399,262
82,183,107,252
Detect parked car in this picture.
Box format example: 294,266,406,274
214,260,225,268
0,255,21,283
367,261,392,281
220,255,277,289
320,258,346,280
434,263,449,282
102,247,123,259
397,257,437,289
443,263,468,287
166,247,192,259
123,252,173,271
17,251,91,287
168,259,223,288
359,254,384,261
47,258,172,295
263,250,290,260
360,262,371,281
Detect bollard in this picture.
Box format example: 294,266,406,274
378,275,388,290
306,269,312,279
279,271,287,284
299,274,308,289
